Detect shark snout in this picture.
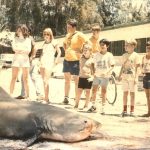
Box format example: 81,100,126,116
83,119,101,133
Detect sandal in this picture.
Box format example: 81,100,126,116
87,106,96,113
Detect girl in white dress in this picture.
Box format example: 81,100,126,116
10,24,31,98
40,28,61,103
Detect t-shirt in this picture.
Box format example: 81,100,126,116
89,36,100,53
142,55,150,73
79,56,94,78
12,37,32,55
63,31,87,61
11,37,32,67
40,40,58,69
93,52,115,78
121,51,140,81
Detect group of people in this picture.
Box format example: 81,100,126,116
9,24,61,104
9,19,150,117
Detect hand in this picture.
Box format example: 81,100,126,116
87,76,94,82
29,57,33,63
54,60,58,65
118,76,122,82
134,78,138,84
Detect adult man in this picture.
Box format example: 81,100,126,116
63,19,87,104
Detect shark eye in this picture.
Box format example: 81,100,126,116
84,120,87,124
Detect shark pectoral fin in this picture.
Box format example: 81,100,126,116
25,135,38,147
25,130,42,147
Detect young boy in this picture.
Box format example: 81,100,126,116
118,39,140,117
74,43,94,110
88,39,115,114
141,41,150,117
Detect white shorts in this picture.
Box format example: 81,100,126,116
12,54,30,67
40,56,54,71
122,80,136,92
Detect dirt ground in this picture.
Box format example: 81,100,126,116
0,67,150,150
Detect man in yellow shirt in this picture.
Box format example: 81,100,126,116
63,19,87,104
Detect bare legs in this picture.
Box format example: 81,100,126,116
122,91,135,115
10,67,29,98
90,85,99,105
64,72,79,103
75,88,91,108
22,68,30,98
40,67,51,102
64,72,71,98
10,67,19,96
144,89,150,116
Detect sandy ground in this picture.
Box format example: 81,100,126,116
0,68,150,150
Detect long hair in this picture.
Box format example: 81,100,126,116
15,24,29,38
43,28,54,41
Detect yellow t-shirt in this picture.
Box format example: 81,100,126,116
89,36,100,53
64,31,87,61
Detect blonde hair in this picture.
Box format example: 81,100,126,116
82,43,92,52
125,39,137,47
43,28,54,41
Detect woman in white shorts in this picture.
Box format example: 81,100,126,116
10,24,31,98
40,28,61,103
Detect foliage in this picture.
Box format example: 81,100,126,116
0,0,149,37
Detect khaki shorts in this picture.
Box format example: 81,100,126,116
122,80,136,92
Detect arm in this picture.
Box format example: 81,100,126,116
54,45,61,65
91,62,95,76
118,65,124,81
29,39,37,61
12,38,32,55
134,63,140,83
104,53,115,76
141,56,145,74
106,65,114,75
88,62,95,82
134,54,141,83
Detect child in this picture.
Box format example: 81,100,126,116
118,39,140,117
141,41,150,117
88,39,115,114
74,43,94,110
40,28,61,103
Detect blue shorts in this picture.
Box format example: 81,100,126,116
93,77,109,87
63,59,79,75
143,75,150,89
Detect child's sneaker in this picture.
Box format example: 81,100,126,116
82,107,89,111
87,105,96,113
130,112,135,117
101,107,105,115
100,103,106,115
63,97,69,104
121,111,128,117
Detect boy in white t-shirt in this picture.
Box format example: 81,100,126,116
88,39,115,114
118,39,140,117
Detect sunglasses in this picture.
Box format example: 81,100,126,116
92,29,100,32
44,33,50,36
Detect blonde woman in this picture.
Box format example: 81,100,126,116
40,28,61,103
10,24,31,99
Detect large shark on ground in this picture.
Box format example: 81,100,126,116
0,87,101,147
